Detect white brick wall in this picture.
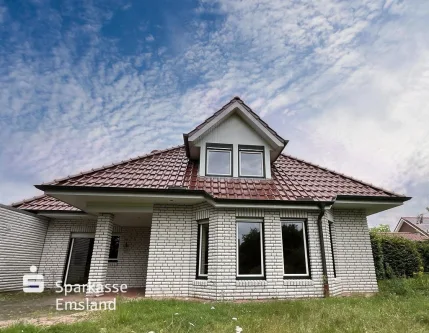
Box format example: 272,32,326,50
38,217,150,289
332,209,378,294
87,214,114,294
8,205,377,298
145,205,378,300
0,205,49,291
145,205,195,297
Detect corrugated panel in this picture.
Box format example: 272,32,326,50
195,209,210,221
236,208,265,217
0,206,49,291
279,210,308,218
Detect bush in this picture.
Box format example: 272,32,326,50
370,234,422,279
370,233,385,279
416,241,429,272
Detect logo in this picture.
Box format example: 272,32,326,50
23,265,44,293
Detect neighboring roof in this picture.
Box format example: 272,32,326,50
12,146,407,211
186,96,287,145
402,217,429,233
395,217,429,235
379,232,429,242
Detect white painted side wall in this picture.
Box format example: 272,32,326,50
195,114,272,178
0,205,49,291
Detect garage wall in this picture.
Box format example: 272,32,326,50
0,204,49,292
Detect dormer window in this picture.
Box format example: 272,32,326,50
239,145,265,178
206,143,233,177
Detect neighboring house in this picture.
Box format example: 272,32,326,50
392,217,429,241
0,97,411,299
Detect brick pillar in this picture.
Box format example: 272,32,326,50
86,213,113,296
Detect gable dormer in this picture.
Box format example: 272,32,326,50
183,97,287,179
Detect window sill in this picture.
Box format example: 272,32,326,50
193,280,208,286
283,279,314,286
236,280,268,287
236,276,265,280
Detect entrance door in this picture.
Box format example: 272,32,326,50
64,237,95,285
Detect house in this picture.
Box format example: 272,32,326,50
0,97,411,299
392,217,429,241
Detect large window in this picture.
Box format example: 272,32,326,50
281,220,310,277
239,145,264,177
329,221,337,278
206,143,233,176
236,221,264,278
197,222,209,278
108,236,120,262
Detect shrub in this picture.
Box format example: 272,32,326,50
370,234,422,279
370,233,385,279
416,241,429,272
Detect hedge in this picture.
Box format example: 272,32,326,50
416,241,429,273
370,233,424,279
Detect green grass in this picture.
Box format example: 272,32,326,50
2,277,429,333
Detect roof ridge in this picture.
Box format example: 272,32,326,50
45,145,185,185
281,153,406,198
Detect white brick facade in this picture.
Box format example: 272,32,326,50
37,217,150,289
145,204,378,299
0,204,378,298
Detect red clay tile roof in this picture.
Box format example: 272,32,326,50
379,232,429,242
13,194,80,211
12,145,405,211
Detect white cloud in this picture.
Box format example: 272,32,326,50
0,0,428,229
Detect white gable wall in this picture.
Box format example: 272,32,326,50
195,114,272,178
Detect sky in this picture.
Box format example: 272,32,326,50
0,0,428,229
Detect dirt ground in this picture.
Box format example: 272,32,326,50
0,289,145,328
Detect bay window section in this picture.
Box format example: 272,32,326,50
197,222,209,278
239,145,264,178
281,220,310,278
236,220,264,278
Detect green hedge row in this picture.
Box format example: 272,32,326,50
370,233,429,279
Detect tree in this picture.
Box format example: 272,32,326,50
370,224,391,233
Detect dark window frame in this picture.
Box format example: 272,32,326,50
196,220,209,279
281,219,311,279
328,221,337,278
108,235,120,262
238,145,265,178
205,143,233,177
236,219,266,280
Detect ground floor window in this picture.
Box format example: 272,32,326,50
108,236,120,262
236,220,264,278
197,222,209,278
281,220,310,277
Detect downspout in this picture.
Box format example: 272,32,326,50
317,204,329,297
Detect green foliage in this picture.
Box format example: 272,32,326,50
3,276,429,333
370,234,422,279
370,224,391,233
370,233,385,280
416,241,429,272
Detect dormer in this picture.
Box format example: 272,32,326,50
183,97,288,179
